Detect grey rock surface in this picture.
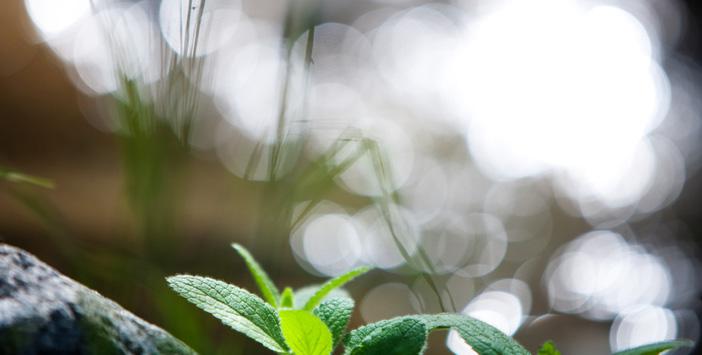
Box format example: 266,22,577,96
0,244,196,354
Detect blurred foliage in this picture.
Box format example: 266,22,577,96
5,1,435,353
1,2,461,352
0,166,53,188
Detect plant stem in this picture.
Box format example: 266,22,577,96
368,140,456,312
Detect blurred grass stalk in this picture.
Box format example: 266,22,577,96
93,2,241,353
250,0,456,312
116,77,185,258
92,0,452,340
4,0,459,351
0,166,54,189
95,0,207,258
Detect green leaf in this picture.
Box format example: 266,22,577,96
344,314,529,355
613,339,694,355
420,314,529,355
538,340,561,355
303,266,370,311
313,297,354,350
232,243,281,307
344,317,427,355
295,285,350,309
167,275,288,353
281,287,295,309
279,310,333,355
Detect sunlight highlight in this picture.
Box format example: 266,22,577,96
24,0,91,38
450,0,670,210
546,231,672,320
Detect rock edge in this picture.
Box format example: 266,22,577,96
0,244,196,354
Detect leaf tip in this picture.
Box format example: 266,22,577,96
165,274,182,284
356,265,372,274
166,274,197,288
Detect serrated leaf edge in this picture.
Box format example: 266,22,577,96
344,313,529,355
167,275,288,353
313,297,355,350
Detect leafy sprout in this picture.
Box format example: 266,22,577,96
167,244,693,354
168,243,367,353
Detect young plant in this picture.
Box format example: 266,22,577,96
167,244,694,355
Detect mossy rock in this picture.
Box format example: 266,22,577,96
0,244,195,354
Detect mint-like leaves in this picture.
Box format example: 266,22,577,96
166,275,288,352
303,266,370,311
166,243,694,355
232,243,281,307
314,297,354,350
280,310,333,355
344,314,529,355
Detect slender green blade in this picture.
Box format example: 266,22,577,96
303,266,370,311
281,287,295,309
232,243,281,307
613,339,694,355
295,285,350,309
279,310,333,355
538,340,561,355
313,297,354,350
167,275,288,352
344,317,427,355
0,167,54,188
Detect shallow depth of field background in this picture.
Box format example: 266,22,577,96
2,0,702,354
